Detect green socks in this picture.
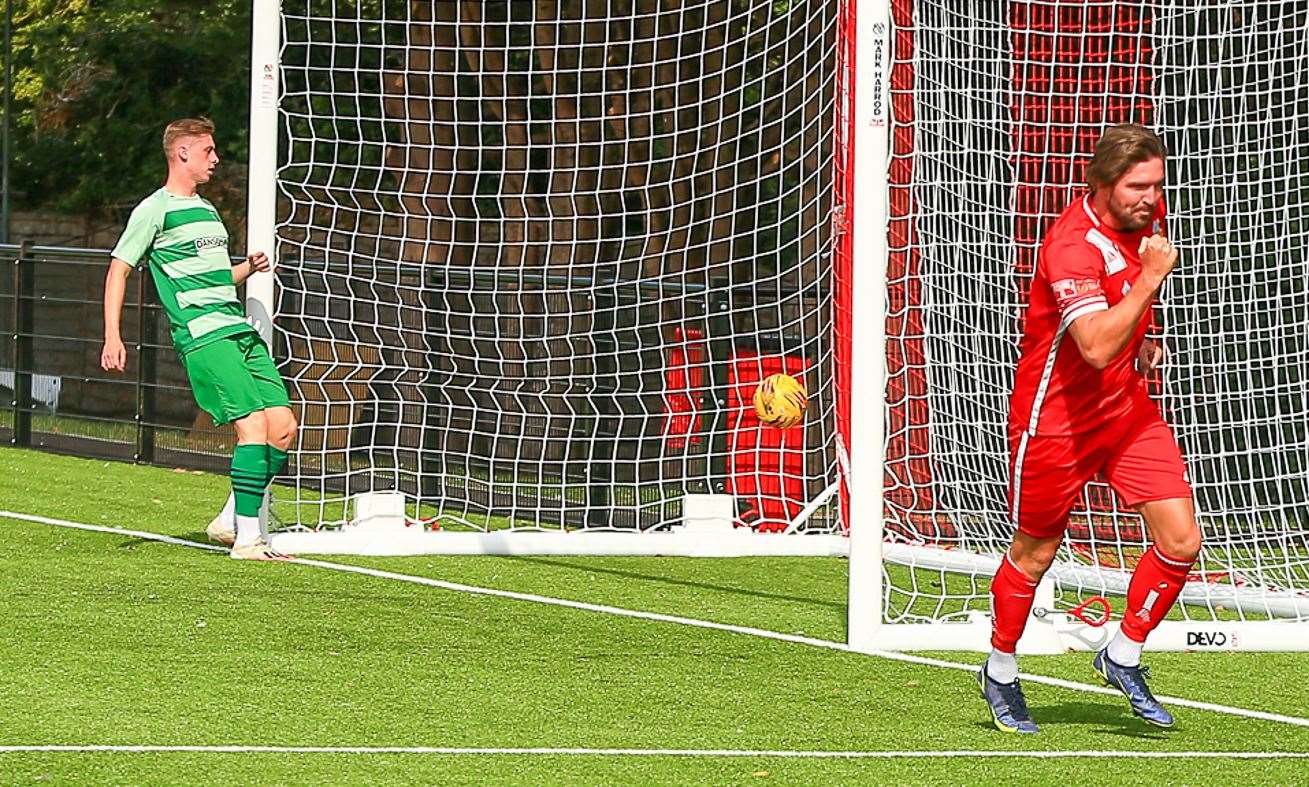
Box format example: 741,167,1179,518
231,443,270,518
267,446,288,485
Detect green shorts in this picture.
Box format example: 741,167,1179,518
183,333,291,426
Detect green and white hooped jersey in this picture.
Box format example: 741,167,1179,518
111,188,254,356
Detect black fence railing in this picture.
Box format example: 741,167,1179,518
1,242,238,472
4,243,835,530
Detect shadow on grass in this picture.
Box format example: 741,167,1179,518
1028,700,1170,739
500,554,845,612
117,532,223,552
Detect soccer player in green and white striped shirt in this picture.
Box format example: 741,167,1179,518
101,118,296,561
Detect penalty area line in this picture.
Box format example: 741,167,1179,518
4,509,1309,731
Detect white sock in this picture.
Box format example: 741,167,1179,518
234,514,263,547
1107,630,1144,667
219,493,236,526
986,649,1019,684
224,492,269,536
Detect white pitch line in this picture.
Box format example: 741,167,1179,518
0,745,1307,759
5,510,1309,731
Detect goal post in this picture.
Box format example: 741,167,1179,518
844,0,891,654
251,0,1309,651
244,0,280,344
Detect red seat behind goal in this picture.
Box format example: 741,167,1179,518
724,350,812,533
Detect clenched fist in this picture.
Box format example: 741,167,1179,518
247,251,272,273
1137,234,1177,284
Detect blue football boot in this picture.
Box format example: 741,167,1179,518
977,666,1040,734
1093,648,1175,728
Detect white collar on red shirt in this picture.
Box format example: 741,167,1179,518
1081,194,1102,229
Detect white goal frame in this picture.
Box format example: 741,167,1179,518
248,0,1309,653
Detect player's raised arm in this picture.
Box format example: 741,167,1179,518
101,258,135,372
1066,233,1176,369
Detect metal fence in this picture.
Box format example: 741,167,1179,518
1,242,234,472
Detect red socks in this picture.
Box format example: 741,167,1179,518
990,555,1039,653
991,545,1194,653
1121,546,1195,643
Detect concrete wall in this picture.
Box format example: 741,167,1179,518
8,211,124,249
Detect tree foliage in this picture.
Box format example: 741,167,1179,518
9,0,251,227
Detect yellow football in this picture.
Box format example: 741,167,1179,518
753,373,807,429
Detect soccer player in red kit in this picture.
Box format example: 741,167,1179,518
978,125,1201,733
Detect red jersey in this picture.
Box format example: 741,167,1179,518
1009,194,1163,436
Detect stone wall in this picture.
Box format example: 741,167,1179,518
9,211,124,249
9,208,247,252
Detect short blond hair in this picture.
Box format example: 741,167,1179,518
1086,124,1165,191
162,117,215,158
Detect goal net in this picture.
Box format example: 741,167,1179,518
270,0,847,546
258,0,1309,646
869,0,1309,644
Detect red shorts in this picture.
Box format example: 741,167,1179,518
1008,408,1192,539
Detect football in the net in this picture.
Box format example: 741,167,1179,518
753,373,807,429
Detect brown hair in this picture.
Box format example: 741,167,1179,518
162,117,215,158
1085,124,1165,191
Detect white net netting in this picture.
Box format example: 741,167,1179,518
270,0,1309,625
273,0,846,535
884,0,1309,623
